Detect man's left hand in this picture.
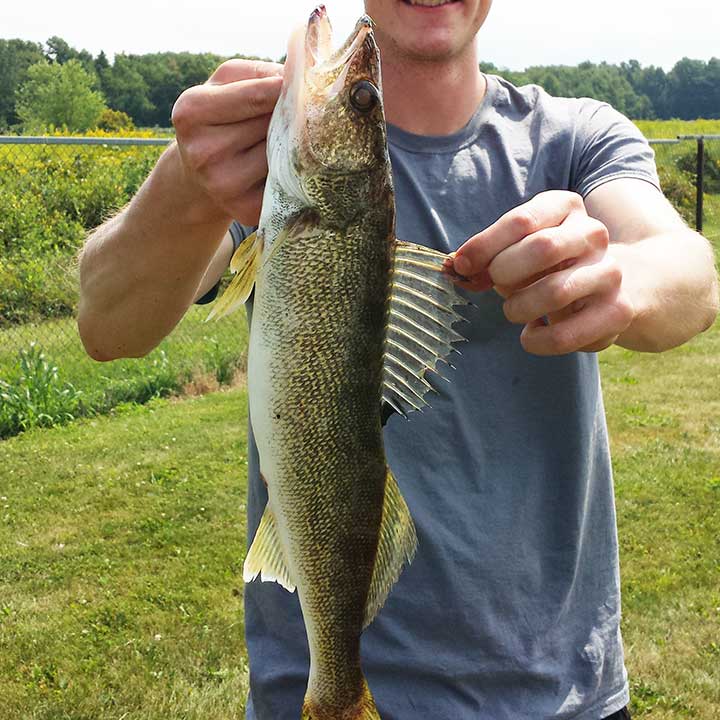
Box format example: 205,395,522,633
448,190,635,355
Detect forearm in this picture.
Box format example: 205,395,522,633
612,230,719,352
78,143,231,361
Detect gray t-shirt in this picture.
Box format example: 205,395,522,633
241,74,660,720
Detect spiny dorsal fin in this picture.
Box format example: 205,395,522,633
364,468,417,628
206,230,262,321
382,241,467,417
243,503,296,593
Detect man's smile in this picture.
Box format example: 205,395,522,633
400,0,462,8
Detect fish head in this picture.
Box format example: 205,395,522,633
264,7,391,232
299,9,386,175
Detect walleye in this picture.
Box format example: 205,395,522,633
209,6,466,719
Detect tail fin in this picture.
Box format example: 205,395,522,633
300,678,380,720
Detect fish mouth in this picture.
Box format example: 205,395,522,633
306,6,375,73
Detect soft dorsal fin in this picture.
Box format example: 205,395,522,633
382,241,467,417
364,467,417,628
243,503,296,593
206,230,262,321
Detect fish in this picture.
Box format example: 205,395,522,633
208,6,467,719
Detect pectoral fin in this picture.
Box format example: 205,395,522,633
206,230,262,321
364,468,417,628
382,241,468,418
243,503,295,593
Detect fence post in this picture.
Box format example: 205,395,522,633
696,137,705,233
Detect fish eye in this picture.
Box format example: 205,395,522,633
349,81,379,114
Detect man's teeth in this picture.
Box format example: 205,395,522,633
405,0,458,6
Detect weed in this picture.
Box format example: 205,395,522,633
0,343,83,437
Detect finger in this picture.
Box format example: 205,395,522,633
173,76,283,128
180,114,273,173
489,216,609,289
200,140,269,205
442,254,491,292
225,180,267,226
520,291,634,356
452,191,586,278
233,139,270,189
208,59,284,85
451,273,493,293
503,256,622,325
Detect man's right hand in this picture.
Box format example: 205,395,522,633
171,59,284,226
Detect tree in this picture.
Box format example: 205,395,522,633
131,52,226,127
15,59,107,132
668,57,720,119
94,50,110,74
0,39,44,128
99,55,155,125
45,35,96,75
45,36,76,64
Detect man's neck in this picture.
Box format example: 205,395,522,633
380,45,486,137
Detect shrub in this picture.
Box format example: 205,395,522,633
0,343,84,438
676,146,720,195
0,142,164,325
0,253,78,328
96,108,135,133
657,162,696,225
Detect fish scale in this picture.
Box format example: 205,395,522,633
253,217,391,711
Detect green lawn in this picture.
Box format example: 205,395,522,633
0,392,251,720
2,317,720,718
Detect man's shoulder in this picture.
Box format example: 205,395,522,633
486,73,608,128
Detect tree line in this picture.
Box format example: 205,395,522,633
1,36,718,133
0,37,268,132
480,58,720,121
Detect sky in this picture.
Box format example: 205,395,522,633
1,0,718,71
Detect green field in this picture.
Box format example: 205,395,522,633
634,119,720,139
1,317,719,718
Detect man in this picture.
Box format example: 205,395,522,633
78,1,718,718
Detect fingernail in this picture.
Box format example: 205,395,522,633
454,255,471,276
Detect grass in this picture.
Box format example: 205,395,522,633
0,306,248,438
601,325,720,718
635,119,720,139
0,392,251,719
1,323,719,717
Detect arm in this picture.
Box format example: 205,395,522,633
193,230,236,304
586,179,718,352
78,60,282,361
450,182,718,355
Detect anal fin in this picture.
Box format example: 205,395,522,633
243,503,295,593
206,230,262,321
364,468,417,628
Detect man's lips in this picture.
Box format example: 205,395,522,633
400,0,461,7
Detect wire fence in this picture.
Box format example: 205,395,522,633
648,135,720,234
0,134,718,438
0,136,247,438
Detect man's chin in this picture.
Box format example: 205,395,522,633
385,32,467,64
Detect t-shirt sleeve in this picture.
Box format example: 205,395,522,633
194,221,252,305
570,100,661,198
